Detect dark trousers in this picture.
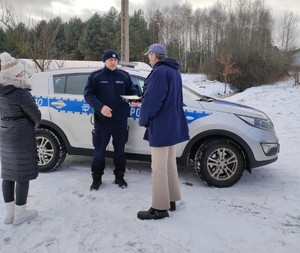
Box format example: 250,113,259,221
91,119,128,177
2,179,29,205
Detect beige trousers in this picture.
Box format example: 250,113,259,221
151,145,181,210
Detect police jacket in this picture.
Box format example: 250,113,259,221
84,66,138,122
139,58,190,147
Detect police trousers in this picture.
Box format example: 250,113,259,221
91,119,128,176
151,145,181,210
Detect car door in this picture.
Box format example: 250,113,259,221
124,75,151,155
48,72,96,149
49,71,149,154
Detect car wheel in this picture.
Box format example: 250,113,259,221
36,128,66,172
195,139,245,187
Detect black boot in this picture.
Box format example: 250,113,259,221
169,201,176,211
114,175,127,188
137,207,169,220
90,172,102,191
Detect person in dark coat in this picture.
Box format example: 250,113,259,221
0,52,41,225
137,44,190,220
84,49,138,190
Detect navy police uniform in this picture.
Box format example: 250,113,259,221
84,64,138,184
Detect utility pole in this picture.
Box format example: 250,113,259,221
121,0,129,61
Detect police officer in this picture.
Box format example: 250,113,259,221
84,49,138,190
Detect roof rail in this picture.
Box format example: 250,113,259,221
119,61,152,72
119,61,137,68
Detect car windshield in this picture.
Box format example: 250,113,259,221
183,85,214,102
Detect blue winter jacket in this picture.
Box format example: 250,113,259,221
84,67,138,121
139,58,190,147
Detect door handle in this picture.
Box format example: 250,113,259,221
51,100,66,109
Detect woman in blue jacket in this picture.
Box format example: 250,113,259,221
137,44,189,220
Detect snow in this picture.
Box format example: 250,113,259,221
1,75,300,253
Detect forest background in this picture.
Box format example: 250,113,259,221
0,0,299,91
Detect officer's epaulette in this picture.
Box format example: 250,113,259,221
90,68,105,78
117,68,130,78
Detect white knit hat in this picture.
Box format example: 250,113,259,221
0,52,24,77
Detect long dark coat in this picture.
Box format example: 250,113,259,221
0,74,41,182
139,58,190,147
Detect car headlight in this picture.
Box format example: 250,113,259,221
236,114,274,130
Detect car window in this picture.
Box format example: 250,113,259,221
53,75,66,93
130,75,145,96
53,72,144,96
66,74,89,95
53,73,90,95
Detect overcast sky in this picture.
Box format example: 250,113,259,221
2,0,299,22
1,0,299,47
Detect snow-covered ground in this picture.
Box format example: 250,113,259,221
1,75,299,253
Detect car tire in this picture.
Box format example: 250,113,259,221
195,139,245,187
36,128,66,172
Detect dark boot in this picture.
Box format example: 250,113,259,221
114,175,127,188
169,201,176,212
137,207,169,220
90,172,102,191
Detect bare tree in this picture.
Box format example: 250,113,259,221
217,53,240,93
277,11,299,52
145,0,162,43
161,3,193,71
0,0,61,71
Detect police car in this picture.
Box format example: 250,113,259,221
29,65,280,187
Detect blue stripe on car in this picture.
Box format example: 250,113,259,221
34,96,212,123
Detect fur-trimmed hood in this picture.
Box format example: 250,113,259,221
0,73,31,95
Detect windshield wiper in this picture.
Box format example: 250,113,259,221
198,96,214,102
